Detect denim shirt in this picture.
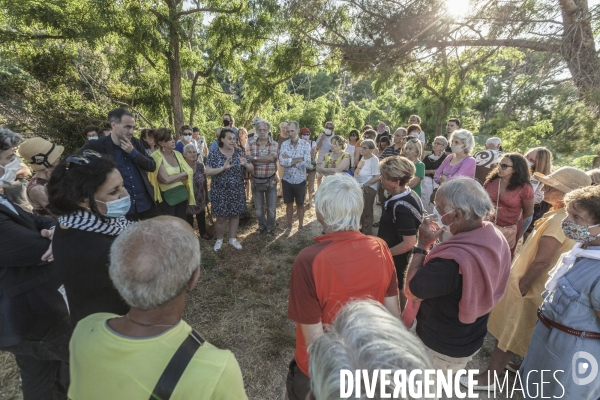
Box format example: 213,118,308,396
541,245,600,333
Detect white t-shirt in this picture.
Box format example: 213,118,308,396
355,156,380,190
345,144,356,167
195,136,207,155
315,133,333,163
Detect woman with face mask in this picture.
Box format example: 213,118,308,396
470,167,591,391
519,185,600,399
19,137,64,216
47,151,132,326
433,129,476,184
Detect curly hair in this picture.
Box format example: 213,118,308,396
485,152,531,191
564,185,600,224
0,127,23,151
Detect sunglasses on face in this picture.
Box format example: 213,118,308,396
499,163,513,170
65,150,102,170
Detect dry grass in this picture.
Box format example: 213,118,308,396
0,199,524,400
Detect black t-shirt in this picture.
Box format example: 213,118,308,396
375,131,389,144
409,257,489,357
377,192,422,281
423,153,448,178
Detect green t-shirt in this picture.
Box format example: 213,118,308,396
69,313,248,400
413,160,425,197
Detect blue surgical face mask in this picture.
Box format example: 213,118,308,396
97,195,131,218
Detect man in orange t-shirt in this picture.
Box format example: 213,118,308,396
286,174,401,400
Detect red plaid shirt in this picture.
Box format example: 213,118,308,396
248,137,278,178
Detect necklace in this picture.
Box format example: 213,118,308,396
125,313,178,328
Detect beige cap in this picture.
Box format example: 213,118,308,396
534,167,592,193
18,137,64,171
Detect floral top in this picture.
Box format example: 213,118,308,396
187,161,207,214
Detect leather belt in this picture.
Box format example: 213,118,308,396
537,309,600,339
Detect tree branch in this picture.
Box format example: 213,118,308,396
174,5,243,20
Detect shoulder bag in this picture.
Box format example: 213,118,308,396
149,329,205,400
163,156,188,206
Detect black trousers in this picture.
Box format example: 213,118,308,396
186,210,207,235
157,199,188,221
0,318,71,400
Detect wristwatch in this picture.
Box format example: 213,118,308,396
412,246,428,256
254,156,257,161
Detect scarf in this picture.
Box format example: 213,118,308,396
545,243,600,291
428,153,442,161
58,210,132,236
402,222,511,327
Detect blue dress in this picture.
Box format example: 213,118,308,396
520,246,600,399
206,147,248,218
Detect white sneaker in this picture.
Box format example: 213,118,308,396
214,239,223,251
229,238,243,250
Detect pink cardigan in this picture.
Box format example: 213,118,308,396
433,154,476,184
403,222,511,327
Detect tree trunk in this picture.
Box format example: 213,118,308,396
166,1,185,133
560,0,600,107
435,103,448,136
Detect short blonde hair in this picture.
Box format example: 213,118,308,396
330,135,346,150
450,129,475,154
379,156,415,186
404,138,423,159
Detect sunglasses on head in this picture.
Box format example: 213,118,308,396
65,150,102,170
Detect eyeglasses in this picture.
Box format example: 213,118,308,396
65,150,102,170
361,146,371,150
499,163,513,170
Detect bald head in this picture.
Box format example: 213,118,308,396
109,216,201,310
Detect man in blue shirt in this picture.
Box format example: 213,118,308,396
82,108,158,220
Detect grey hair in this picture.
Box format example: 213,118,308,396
308,300,432,400
362,139,375,150
315,174,362,232
433,135,448,147
109,217,201,310
0,127,23,151
256,120,271,132
287,120,299,130
183,143,197,153
325,121,335,128
450,129,475,154
436,176,493,221
486,137,502,148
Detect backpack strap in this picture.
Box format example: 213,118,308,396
150,330,205,400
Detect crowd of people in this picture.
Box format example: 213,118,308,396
1,107,600,400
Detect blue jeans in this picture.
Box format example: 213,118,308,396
252,182,277,231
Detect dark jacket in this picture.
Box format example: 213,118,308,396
53,227,129,325
81,134,156,201
0,201,69,347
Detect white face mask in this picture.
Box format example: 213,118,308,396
88,136,99,140
183,135,192,142
432,207,455,232
324,129,332,135
451,144,465,154
0,157,21,188
527,160,534,168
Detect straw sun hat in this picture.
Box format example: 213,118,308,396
534,166,592,193
18,137,64,172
